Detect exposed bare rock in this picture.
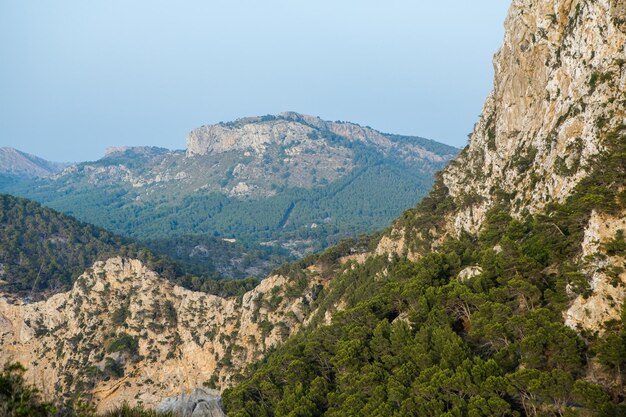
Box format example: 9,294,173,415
457,266,484,282
377,0,626,257
375,231,407,260
186,112,451,163
157,388,226,417
443,0,626,233
565,211,626,332
0,257,326,412
370,0,626,337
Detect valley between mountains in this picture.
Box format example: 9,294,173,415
0,112,456,280
2,0,626,416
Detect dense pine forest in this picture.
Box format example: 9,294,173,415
0,194,257,298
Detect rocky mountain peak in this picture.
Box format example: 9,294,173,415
376,0,626,252
185,112,453,162
186,113,319,157
376,0,626,333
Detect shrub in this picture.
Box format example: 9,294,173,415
0,362,56,416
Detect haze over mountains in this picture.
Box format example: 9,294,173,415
0,112,457,278
2,0,626,415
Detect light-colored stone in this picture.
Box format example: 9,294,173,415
565,211,626,332
157,388,225,417
0,257,326,412
376,230,407,259
186,112,451,163
458,266,484,282
379,0,626,260
444,0,626,233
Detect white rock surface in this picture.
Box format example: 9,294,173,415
378,0,626,255
444,0,626,234
157,388,226,417
458,266,484,282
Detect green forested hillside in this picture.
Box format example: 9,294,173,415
4,143,441,251
143,234,288,279
0,117,456,272
222,128,626,415
0,194,257,297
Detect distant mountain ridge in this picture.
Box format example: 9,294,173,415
0,147,69,178
4,1,626,414
0,112,458,276
187,112,454,162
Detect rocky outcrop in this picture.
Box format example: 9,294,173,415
378,0,626,253
443,0,626,233
457,266,484,282
186,112,452,163
565,211,626,332
157,389,226,417
0,257,326,412
0,147,69,178
374,0,626,333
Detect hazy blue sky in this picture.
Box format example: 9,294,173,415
0,1,510,162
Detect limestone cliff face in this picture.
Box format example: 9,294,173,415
565,210,626,331
444,0,626,234
375,0,626,332
186,112,450,163
0,258,326,412
182,112,455,196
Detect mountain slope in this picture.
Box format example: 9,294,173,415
0,147,69,178
221,0,626,415
2,0,626,415
384,0,626,246
0,257,325,411
0,113,457,264
0,194,256,299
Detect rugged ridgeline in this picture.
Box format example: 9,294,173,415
0,193,173,297
0,192,346,411
0,257,327,412
0,191,367,412
0,147,69,179
378,0,626,329
0,113,456,277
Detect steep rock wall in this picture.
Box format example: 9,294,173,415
444,0,626,234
